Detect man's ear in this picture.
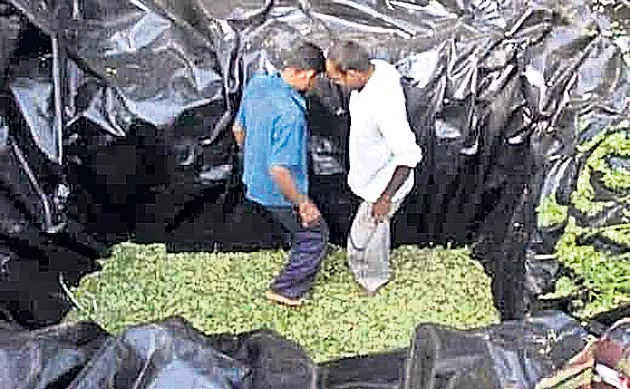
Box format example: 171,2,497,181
301,69,317,79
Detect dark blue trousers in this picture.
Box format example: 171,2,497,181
264,205,329,299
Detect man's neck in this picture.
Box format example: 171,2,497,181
357,63,376,93
366,63,376,80
280,70,294,88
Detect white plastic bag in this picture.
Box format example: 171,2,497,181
347,198,404,292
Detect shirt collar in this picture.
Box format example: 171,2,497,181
360,59,380,93
272,71,307,111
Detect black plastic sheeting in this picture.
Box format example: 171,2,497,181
0,311,602,389
0,321,110,389
67,319,252,389
402,310,589,389
207,328,318,389
0,0,628,326
318,349,407,389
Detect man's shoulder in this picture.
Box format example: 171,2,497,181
270,88,306,121
368,60,403,92
240,72,305,125
371,59,401,76
371,58,396,68
368,60,406,104
243,74,300,109
244,72,276,92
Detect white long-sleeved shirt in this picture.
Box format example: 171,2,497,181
347,59,423,203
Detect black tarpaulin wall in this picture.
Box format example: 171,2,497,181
0,0,628,327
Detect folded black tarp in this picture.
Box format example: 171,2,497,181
0,310,613,389
0,0,627,327
66,318,253,389
318,310,591,389
403,310,590,389
0,320,110,389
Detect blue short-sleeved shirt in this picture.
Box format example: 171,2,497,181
235,72,309,207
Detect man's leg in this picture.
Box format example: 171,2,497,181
265,206,329,302
347,198,405,293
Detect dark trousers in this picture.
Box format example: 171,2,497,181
263,205,329,299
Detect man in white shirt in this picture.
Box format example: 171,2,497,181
325,39,423,296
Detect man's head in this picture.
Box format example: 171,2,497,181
325,39,373,90
280,41,326,93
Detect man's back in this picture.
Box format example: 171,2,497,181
236,72,309,207
347,59,422,204
231,41,328,306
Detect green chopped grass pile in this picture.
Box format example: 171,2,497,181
67,243,499,362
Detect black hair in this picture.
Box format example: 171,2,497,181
327,39,371,73
280,41,326,73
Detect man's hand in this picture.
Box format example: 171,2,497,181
232,124,245,148
371,165,412,223
298,199,322,227
371,195,391,223
269,166,322,227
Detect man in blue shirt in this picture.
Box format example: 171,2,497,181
232,42,329,306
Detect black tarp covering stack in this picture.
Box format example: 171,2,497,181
4,309,630,389
0,0,628,326
0,311,606,389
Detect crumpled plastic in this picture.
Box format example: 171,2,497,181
0,311,610,389
0,0,628,326
0,320,110,389
402,310,590,389
67,317,251,389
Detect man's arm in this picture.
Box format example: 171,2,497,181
377,166,412,203
267,112,307,205
270,165,320,226
233,90,247,148
269,165,309,206
370,82,423,221
371,165,412,223
268,112,321,226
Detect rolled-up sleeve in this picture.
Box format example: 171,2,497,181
374,84,423,168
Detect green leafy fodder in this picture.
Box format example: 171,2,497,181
554,219,630,318
537,195,569,228
68,242,498,362
546,122,630,316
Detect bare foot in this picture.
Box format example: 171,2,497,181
265,290,303,307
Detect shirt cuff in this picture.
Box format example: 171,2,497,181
391,149,423,168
